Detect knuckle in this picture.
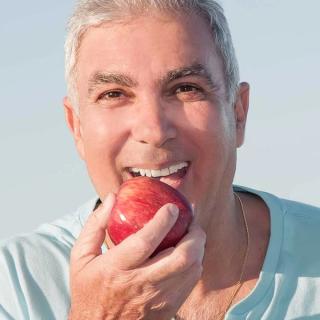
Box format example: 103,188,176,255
199,228,207,242
102,268,141,295
192,259,203,269
193,225,206,241
187,261,203,281
193,260,204,275
105,268,133,287
174,250,192,270
134,236,154,256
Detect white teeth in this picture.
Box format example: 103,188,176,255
145,169,152,177
160,168,170,176
129,161,189,178
151,169,162,177
168,162,188,174
169,164,179,174
178,163,186,169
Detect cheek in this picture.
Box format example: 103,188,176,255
183,102,236,178
81,112,126,167
79,111,130,195
183,102,233,147
183,104,237,211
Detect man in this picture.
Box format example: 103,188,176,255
1,1,320,319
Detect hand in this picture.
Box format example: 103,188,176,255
68,193,206,320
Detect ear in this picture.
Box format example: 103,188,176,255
234,82,250,148
63,97,85,160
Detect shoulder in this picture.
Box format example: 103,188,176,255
234,184,320,222
269,196,320,242
278,198,320,255
280,197,320,220
235,184,320,261
0,197,97,259
271,198,320,316
257,193,320,279
0,197,98,319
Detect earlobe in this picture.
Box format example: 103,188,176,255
235,82,250,147
63,97,86,160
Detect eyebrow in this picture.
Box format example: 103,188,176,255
87,63,216,95
161,63,216,88
88,73,138,95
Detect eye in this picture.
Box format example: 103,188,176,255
98,90,124,100
174,84,205,101
175,85,200,93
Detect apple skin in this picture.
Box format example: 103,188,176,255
107,176,193,256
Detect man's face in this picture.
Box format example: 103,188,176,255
64,12,248,222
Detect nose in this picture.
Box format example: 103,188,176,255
131,98,177,148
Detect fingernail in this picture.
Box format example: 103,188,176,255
168,204,179,218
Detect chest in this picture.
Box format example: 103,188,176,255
175,278,258,320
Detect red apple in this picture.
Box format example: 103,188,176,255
107,176,193,256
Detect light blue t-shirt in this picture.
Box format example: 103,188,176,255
1,186,320,320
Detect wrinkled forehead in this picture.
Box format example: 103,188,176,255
76,12,226,94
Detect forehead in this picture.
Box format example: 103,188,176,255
76,11,224,87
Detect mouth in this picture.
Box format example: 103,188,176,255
123,161,191,190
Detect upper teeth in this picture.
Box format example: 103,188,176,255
129,161,189,178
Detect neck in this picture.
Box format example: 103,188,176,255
195,188,248,293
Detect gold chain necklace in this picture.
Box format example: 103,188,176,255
216,192,250,320
173,192,250,320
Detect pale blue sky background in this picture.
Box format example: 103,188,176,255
1,1,319,239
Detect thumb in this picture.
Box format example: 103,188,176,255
70,193,115,270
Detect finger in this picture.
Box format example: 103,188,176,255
144,224,206,282
71,193,115,268
146,259,203,317
171,261,203,309
139,220,200,266
162,259,203,306
108,203,179,270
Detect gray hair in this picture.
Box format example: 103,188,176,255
65,0,240,111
